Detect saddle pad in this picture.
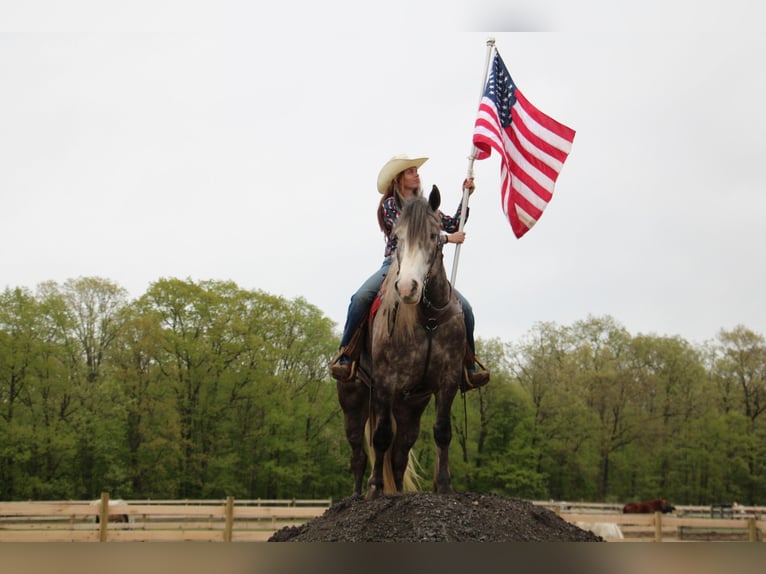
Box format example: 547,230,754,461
369,293,383,325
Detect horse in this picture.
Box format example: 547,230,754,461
336,186,466,499
574,521,624,540
622,498,674,514
89,498,131,523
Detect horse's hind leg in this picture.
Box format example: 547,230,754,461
338,382,369,496
347,420,368,496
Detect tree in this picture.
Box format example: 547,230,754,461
4,273,766,505
448,337,533,493
570,315,638,500
618,334,708,501
0,288,42,498
106,305,181,497
132,278,347,499
710,326,766,503
36,277,130,498
508,322,593,500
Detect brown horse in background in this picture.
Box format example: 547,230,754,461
336,186,466,499
622,498,675,514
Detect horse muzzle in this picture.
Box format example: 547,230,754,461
394,278,421,305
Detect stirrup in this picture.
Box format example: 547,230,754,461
329,348,357,382
461,356,490,392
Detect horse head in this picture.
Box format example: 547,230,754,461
392,185,442,305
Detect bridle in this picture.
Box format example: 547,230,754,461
393,222,447,309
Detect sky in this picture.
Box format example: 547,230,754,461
2,1,764,347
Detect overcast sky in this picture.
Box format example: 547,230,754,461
2,1,764,346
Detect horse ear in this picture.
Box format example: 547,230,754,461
429,185,441,211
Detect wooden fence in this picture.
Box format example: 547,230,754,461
2,495,765,542
0,493,332,542
532,501,766,542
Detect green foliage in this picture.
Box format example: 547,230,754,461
2,279,766,505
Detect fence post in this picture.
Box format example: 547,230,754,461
224,496,234,542
748,517,758,542
99,492,109,542
653,511,663,542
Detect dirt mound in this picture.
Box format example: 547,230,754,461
268,492,603,542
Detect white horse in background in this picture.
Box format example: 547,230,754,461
89,498,132,524
574,521,624,540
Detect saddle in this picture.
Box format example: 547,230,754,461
329,294,383,386
333,289,476,388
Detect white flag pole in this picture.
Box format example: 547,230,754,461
450,37,496,287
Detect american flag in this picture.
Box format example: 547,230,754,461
473,50,575,239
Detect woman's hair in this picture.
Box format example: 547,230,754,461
376,172,422,234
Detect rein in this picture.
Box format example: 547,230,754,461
412,316,439,398
421,267,453,312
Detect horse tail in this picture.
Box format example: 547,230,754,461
401,441,424,493
365,415,423,494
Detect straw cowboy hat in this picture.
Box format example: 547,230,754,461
377,154,428,194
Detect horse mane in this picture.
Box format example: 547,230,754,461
400,195,435,251
378,259,419,343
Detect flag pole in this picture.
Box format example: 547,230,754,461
450,37,496,287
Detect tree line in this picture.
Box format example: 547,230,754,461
1,276,764,504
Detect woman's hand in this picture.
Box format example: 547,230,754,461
463,178,476,195
447,231,467,244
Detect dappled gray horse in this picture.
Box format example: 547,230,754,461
337,186,465,499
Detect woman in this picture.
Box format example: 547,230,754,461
329,154,489,391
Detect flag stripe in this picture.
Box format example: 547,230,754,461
515,90,576,147
472,50,575,238
505,180,545,224
507,146,554,203
511,103,568,169
473,105,503,159
506,119,559,188
501,183,535,238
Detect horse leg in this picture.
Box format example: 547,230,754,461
390,425,418,492
337,381,369,496
345,413,368,497
432,388,457,494
366,400,393,500
391,398,429,491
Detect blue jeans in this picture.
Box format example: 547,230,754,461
339,258,477,356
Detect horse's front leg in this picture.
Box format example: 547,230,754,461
432,385,458,494
366,400,393,500
391,396,430,491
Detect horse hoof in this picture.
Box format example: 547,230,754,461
365,486,383,501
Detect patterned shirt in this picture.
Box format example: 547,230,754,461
381,195,466,258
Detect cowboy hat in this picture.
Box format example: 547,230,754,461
376,154,428,195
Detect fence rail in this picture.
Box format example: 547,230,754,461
0,493,332,542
